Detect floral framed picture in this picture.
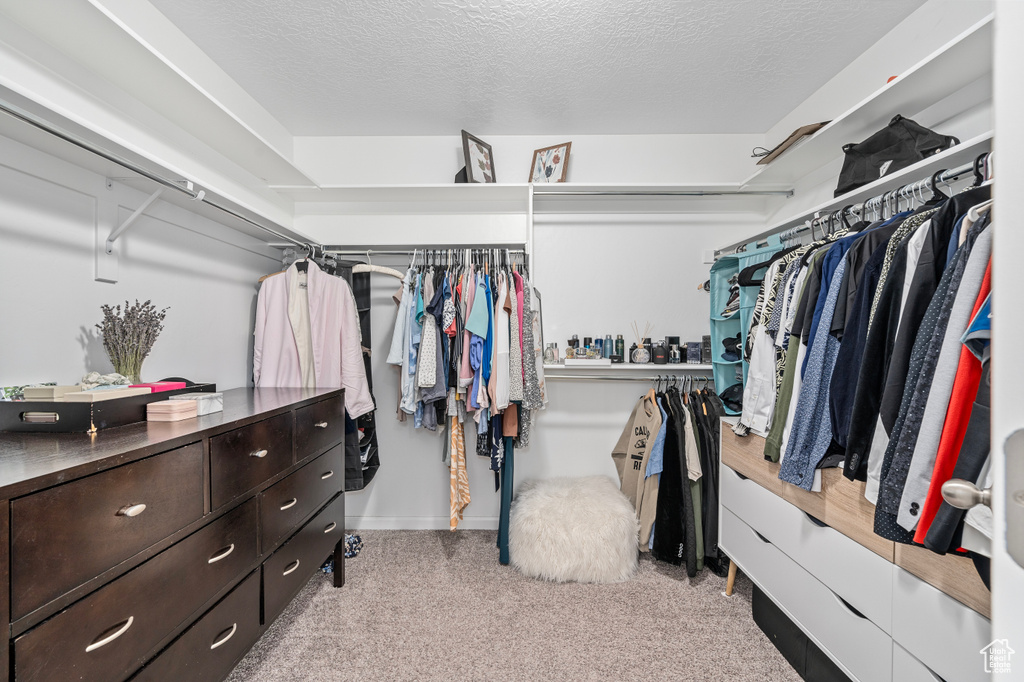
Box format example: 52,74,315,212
530,142,571,183
461,130,495,183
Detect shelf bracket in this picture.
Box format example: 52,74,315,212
105,188,164,254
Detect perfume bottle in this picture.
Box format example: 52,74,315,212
604,334,614,359
652,342,668,365
544,343,556,364
669,344,682,364
615,334,625,359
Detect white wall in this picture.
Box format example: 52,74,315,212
0,134,278,389
344,214,760,529
293,133,764,187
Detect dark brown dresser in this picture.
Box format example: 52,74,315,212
0,387,348,682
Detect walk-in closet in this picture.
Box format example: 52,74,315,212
0,1,1021,680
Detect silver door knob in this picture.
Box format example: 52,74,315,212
941,479,992,510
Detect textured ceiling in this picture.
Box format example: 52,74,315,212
148,0,927,136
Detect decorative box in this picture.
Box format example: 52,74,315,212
131,381,187,393
0,383,217,433
169,391,224,416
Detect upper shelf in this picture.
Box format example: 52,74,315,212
274,181,789,216
742,15,993,190
720,130,993,254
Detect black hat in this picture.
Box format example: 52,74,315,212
720,383,743,412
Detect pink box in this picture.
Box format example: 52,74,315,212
130,382,187,393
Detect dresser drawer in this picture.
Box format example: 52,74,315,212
11,442,204,620
720,464,893,633
211,412,293,509
261,444,344,551
721,508,892,682
131,571,260,682
14,498,257,682
893,643,950,682
295,394,345,462
892,567,991,682
263,492,344,625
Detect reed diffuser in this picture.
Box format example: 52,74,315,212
631,321,652,364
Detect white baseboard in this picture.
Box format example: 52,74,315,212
347,516,500,530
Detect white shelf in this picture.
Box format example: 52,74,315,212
742,15,993,190
544,363,713,372
273,182,788,216
532,182,785,215
275,183,532,216
718,130,993,254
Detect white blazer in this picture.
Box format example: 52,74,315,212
254,261,375,418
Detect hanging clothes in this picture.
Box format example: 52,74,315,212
725,174,995,582
385,252,542,543
611,391,662,548
254,260,374,418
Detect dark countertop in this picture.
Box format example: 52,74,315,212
0,387,341,500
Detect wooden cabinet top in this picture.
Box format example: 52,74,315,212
0,387,342,500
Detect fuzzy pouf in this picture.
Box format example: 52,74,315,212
509,476,639,583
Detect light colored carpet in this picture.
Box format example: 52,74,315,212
226,530,800,682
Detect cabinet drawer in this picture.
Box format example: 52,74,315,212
721,508,892,682
131,571,260,682
261,444,344,550
211,412,293,509
720,464,893,633
263,492,344,625
15,499,257,682
893,644,950,682
295,395,345,461
12,442,204,620
892,567,991,682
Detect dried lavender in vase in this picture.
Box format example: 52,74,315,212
96,300,169,384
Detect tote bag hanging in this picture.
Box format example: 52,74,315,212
834,115,958,197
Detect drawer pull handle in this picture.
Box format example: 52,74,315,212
283,559,300,576
85,616,134,653
314,421,329,429
752,529,771,545
280,498,298,511
804,512,829,528
116,504,147,518
210,623,237,650
21,411,59,423
831,592,868,620
208,544,235,564
250,449,268,458
734,471,749,481
324,522,338,534
321,470,334,480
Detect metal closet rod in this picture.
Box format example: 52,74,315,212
545,373,713,382
716,155,988,257
313,244,527,255
0,99,312,250
534,189,793,197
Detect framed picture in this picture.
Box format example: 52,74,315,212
461,130,495,183
530,142,571,183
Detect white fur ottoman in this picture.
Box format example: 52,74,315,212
509,476,639,583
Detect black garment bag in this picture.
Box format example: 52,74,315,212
834,115,958,197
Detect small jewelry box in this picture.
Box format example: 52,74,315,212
169,391,224,415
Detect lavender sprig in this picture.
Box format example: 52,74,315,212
95,300,169,383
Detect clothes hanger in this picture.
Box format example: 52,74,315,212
925,169,949,205
971,153,987,187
